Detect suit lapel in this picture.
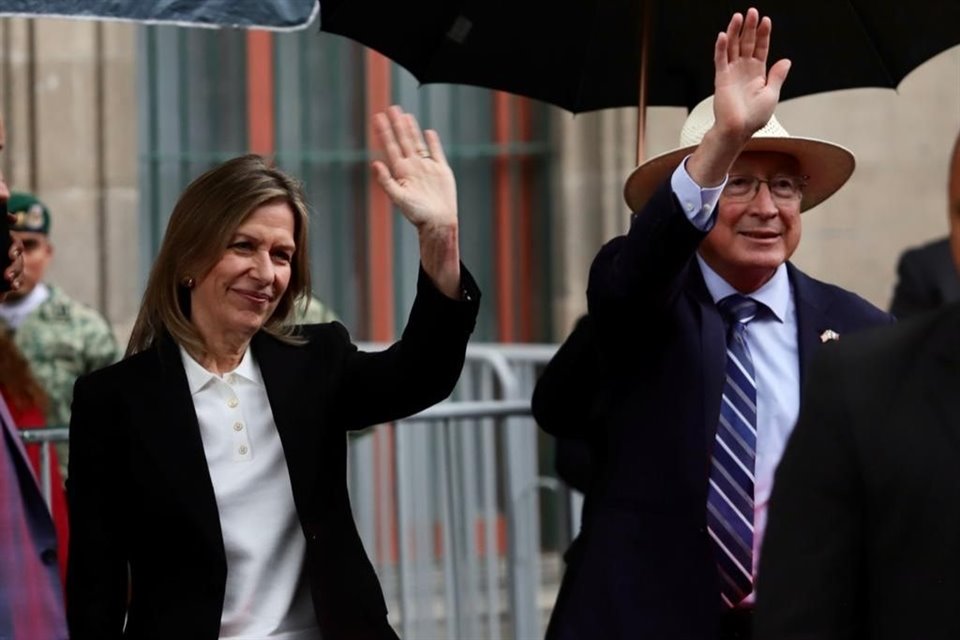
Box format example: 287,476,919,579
691,263,726,454
251,331,319,512
138,334,223,551
789,264,832,383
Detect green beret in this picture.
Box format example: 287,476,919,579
7,192,50,235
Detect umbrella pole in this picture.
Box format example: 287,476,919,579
635,0,653,165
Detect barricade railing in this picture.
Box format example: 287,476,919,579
18,426,68,511
353,342,560,639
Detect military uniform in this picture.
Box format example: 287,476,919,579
2,284,118,471
1,192,119,476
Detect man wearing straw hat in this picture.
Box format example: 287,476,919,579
534,7,891,639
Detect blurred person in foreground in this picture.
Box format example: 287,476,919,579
533,8,892,639
0,191,119,476
888,233,960,318
66,106,480,639
755,130,960,639
0,112,67,639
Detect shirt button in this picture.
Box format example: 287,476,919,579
704,203,713,213
239,445,248,455
685,201,694,212
233,422,244,432
227,397,238,408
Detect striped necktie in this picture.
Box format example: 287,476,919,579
708,294,760,608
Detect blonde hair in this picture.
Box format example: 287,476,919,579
127,154,311,357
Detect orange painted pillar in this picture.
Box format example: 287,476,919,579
366,52,395,343
516,98,535,342
493,91,515,342
246,31,275,156
364,51,398,566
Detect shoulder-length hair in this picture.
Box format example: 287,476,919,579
0,331,48,415
127,154,311,357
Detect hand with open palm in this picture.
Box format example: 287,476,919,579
686,7,792,187
712,8,791,143
371,106,462,299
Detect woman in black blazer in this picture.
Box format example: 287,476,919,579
66,106,480,640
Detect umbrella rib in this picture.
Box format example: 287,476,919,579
844,0,898,88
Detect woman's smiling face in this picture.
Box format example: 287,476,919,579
190,200,296,343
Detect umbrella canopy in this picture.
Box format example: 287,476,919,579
319,0,960,113
0,0,319,29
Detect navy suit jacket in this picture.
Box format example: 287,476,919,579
533,182,892,639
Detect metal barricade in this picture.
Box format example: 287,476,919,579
352,342,559,639
18,426,68,510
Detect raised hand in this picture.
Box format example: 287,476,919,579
686,8,792,187
712,8,791,142
371,106,461,298
371,106,458,232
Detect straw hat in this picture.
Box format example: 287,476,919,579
623,96,855,213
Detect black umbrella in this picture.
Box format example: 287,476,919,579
319,1,960,158
0,0,319,29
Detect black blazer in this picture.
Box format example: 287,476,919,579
534,183,893,640
756,302,960,640
66,267,480,640
540,315,602,494
889,236,960,319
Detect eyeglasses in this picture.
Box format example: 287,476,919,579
723,174,808,203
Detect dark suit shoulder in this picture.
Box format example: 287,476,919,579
791,266,893,327
81,324,355,390
816,305,950,371
899,236,952,264
290,321,352,348
75,345,157,392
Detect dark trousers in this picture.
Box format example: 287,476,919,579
719,607,753,640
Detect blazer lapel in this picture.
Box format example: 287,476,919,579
251,331,320,512
691,263,726,454
789,264,832,384
138,333,223,551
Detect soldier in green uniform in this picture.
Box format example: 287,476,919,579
0,192,119,475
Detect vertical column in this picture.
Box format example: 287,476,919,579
516,98,535,342
364,51,398,566
33,20,99,309
246,30,274,156
493,91,515,342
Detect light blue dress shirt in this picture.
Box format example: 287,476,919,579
671,158,802,595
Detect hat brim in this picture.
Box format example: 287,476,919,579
623,137,855,214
